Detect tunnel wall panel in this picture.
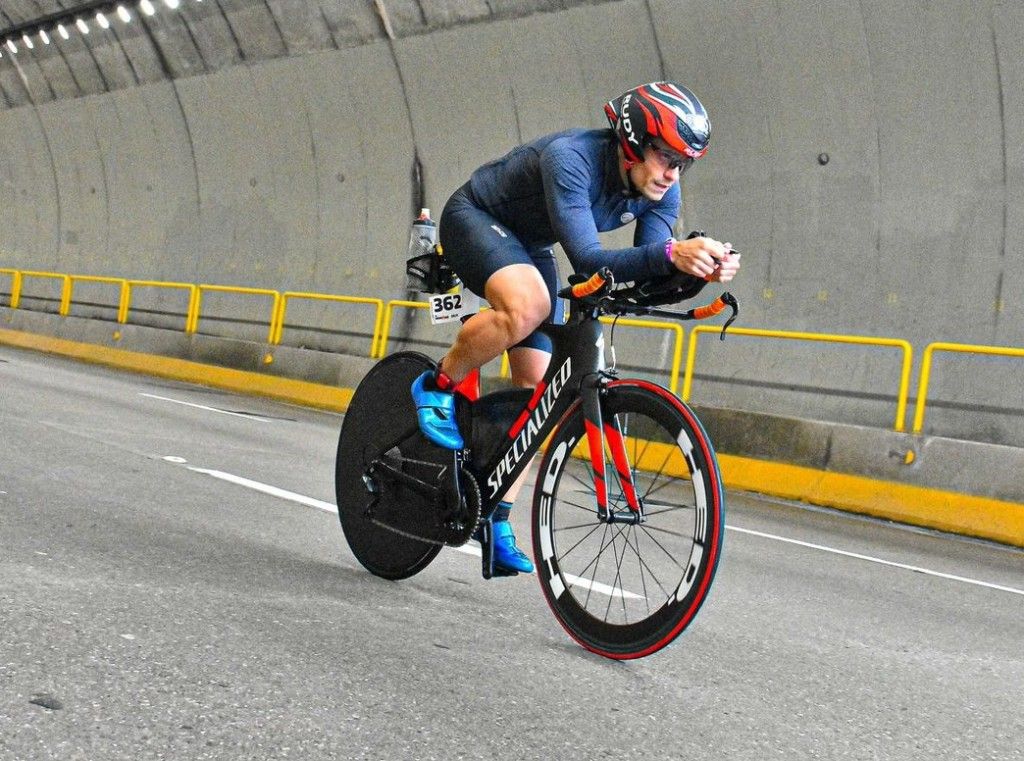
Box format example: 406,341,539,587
0,0,1021,443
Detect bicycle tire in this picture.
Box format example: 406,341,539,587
336,351,444,580
532,380,725,659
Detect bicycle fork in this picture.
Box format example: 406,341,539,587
581,379,645,525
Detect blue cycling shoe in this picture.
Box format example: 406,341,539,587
475,519,535,575
411,370,464,450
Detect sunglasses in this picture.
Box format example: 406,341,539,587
648,144,695,173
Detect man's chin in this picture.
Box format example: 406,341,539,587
642,185,669,201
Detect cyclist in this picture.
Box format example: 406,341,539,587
412,81,740,575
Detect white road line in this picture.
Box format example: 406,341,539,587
727,525,1024,597
140,393,274,422
188,467,338,513
182,464,1023,599
453,545,645,599
186,465,639,600
564,573,646,600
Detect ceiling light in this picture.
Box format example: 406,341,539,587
22,34,34,49
97,12,110,29
164,0,181,8
40,29,50,44
57,24,70,40
117,5,132,22
6,40,16,54
140,0,156,15
76,18,89,34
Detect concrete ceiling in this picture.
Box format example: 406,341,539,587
0,0,606,109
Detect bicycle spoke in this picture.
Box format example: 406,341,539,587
639,441,676,504
640,523,691,540
643,504,694,518
565,474,596,497
582,522,610,610
622,525,653,616
604,525,629,623
644,475,688,504
622,524,675,605
554,519,605,533
569,520,627,581
555,520,606,562
637,524,689,570
568,521,629,610
558,495,603,515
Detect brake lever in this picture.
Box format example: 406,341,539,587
719,292,738,341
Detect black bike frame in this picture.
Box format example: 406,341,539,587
462,310,639,525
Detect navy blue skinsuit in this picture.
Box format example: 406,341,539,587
439,128,680,350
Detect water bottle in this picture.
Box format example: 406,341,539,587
405,208,438,291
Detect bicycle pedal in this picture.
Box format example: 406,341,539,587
488,566,519,578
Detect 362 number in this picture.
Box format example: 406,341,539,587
433,294,462,313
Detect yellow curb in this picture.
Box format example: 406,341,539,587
0,327,351,413
2,326,1021,547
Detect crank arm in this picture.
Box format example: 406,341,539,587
366,460,441,501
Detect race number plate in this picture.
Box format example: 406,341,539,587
428,290,481,324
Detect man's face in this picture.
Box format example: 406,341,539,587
629,139,693,201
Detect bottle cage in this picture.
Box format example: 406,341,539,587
406,246,461,294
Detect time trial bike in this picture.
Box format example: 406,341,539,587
335,267,737,659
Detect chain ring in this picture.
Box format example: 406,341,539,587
443,466,481,547
365,464,481,548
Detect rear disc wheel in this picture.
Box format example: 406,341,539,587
336,352,445,580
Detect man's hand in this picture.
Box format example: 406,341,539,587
668,236,741,283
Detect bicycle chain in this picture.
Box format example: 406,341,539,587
366,466,481,548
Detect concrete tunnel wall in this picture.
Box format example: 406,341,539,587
0,0,1022,445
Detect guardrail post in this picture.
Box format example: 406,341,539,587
378,300,429,358
911,342,1024,435
0,269,22,310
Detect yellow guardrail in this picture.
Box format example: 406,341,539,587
272,292,385,357
10,265,1021,443
190,284,281,342
66,275,128,320
0,268,22,309
19,270,72,315
682,325,914,432
376,300,429,358
912,342,1024,434
122,280,199,330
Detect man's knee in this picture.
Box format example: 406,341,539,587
486,268,551,344
506,294,550,342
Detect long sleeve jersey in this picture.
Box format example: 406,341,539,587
467,128,679,283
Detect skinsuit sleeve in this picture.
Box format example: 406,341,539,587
539,141,679,283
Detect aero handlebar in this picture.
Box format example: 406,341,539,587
559,268,739,340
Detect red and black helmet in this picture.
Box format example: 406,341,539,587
604,82,711,165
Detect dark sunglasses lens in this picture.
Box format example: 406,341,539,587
656,147,692,172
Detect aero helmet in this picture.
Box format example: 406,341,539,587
604,82,711,166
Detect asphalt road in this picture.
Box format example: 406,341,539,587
2,345,1022,761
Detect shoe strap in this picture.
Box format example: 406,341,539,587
435,367,455,391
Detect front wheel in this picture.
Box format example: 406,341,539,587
532,380,725,659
